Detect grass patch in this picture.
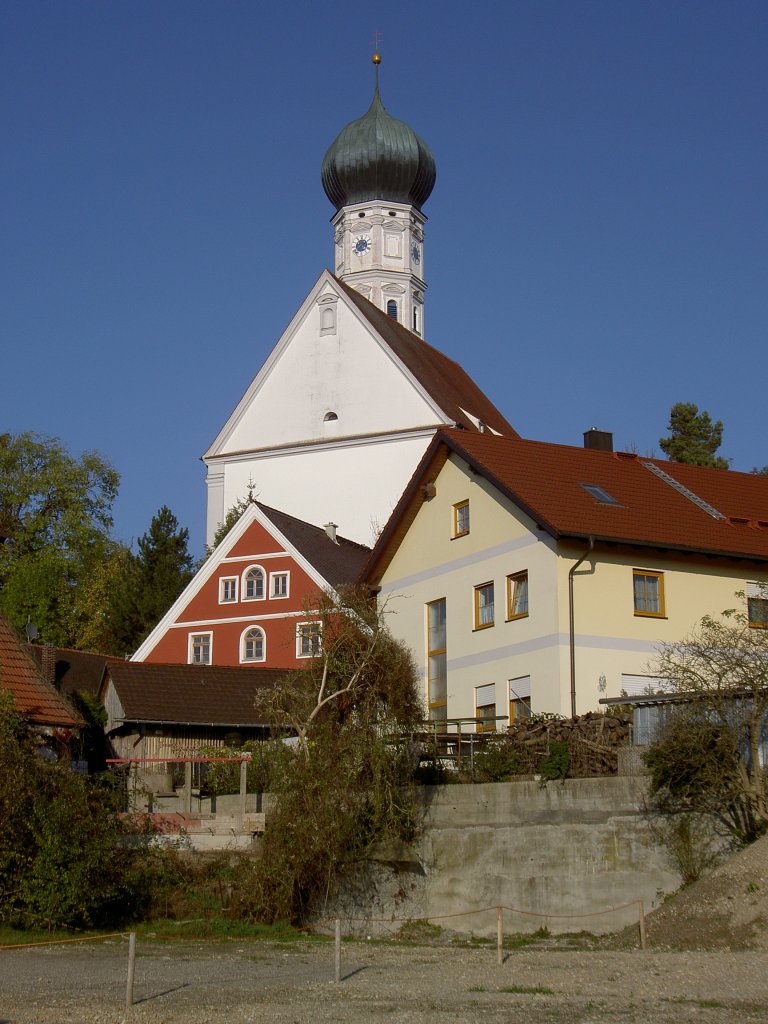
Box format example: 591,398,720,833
395,920,443,943
0,920,324,948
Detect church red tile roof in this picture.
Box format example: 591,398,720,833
363,429,768,583
0,616,83,728
335,278,518,438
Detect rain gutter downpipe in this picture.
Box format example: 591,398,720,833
568,536,594,719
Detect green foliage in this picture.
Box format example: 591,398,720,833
472,737,524,782
230,589,423,924
659,401,729,468
0,694,179,930
0,432,121,646
199,740,291,795
538,741,570,781
107,505,196,655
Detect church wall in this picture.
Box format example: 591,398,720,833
222,292,441,455
214,430,436,547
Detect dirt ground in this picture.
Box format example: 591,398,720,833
2,835,768,1024
1,938,768,1024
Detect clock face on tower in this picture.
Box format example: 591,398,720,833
411,243,421,264
353,234,372,257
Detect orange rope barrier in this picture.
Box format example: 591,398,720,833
0,932,126,950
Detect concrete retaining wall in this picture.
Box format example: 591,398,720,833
336,776,679,937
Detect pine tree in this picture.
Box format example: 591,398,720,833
659,402,729,469
109,506,196,655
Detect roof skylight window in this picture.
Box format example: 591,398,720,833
580,483,621,506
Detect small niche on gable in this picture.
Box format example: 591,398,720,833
318,293,338,336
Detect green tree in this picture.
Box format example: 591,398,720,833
233,589,423,924
0,432,119,645
0,693,154,929
659,402,729,469
109,506,196,654
645,601,768,845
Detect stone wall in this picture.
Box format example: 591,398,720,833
334,776,679,937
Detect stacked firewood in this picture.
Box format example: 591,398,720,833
507,711,631,778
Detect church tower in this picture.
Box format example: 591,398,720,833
321,53,436,337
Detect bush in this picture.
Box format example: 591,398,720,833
473,738,524,782
0,694,178,930
538,741,570,782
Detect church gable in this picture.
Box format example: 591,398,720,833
205,272,448,461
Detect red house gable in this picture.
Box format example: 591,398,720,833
133,503,370,669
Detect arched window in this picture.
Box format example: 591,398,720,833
241,626,265,663
243,565,265,601
386,299,398,321
323,411,338,422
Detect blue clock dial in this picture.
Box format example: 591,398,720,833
353,234,371,256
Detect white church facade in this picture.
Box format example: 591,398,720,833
202,58,516,548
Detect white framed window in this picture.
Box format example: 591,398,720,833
270,571,290,599
297,622,322,659
219,577,238,604
243,565,265,601
241,626,266,663
189,632,212,665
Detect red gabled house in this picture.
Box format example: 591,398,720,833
132,501,370,669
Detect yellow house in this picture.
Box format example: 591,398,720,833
360,429,768,724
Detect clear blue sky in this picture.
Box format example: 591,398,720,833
3,1,767,558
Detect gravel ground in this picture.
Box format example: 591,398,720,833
1,938,767,1024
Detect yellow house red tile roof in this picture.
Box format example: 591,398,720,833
0,616,83,728
362,429,768,584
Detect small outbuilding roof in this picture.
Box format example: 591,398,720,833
0,616,83,729
101,661,289,729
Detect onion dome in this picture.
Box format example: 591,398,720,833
321,63,436,212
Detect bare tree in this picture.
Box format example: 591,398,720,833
255,587,421,757
647,596,768,843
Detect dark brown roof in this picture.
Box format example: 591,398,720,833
256,501,370,587
335,278,518,437
0,616,83,728
363,429,768,583
26,645,121,697
102,662,289,728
